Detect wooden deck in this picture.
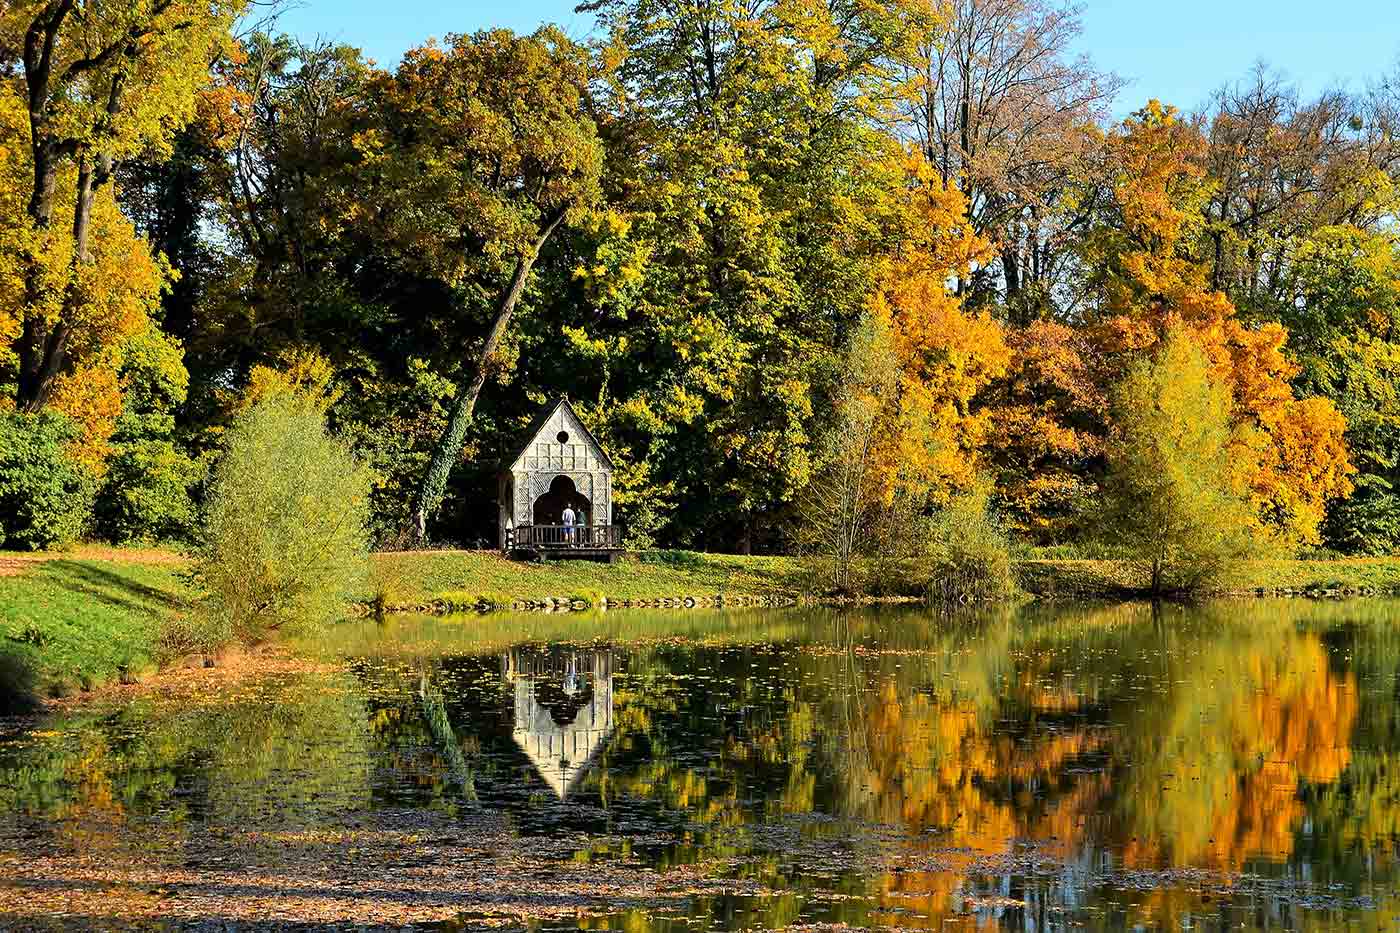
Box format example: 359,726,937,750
506,524,625,562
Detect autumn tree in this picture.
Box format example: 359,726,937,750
901,0,1120,313
353,29,604,542
194,36,375,367
2,0,242,411
1102,329,1258,597
1200,67,1400,318
867,156,1011,504
0,89,164,465
1080,101,1353,545
983,319,1105,541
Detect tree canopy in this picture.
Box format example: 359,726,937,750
3,3,1399,558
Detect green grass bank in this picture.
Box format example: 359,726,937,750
6,547,1400,709
0,553,186,706
1016,556,1400,598
368,549,807,609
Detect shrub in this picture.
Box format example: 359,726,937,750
155,611,232,663
89,328,203,544
1323,482,1400,556
922,489,1017,604
195,397,371,644
93,439,204,544
0,411,94,551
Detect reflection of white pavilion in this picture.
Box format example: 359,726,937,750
503,650,614,798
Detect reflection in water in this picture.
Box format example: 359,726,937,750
3,600,1400,930
505,648,615,799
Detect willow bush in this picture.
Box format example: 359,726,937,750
922,489,1017,604
194,398,370,644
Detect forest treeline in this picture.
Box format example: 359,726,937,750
2,0,1399,559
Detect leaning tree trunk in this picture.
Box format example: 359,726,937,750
408,207,567,545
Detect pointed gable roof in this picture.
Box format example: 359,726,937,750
502,397,614,472
512,724,613,799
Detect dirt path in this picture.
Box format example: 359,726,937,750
0,546,186,578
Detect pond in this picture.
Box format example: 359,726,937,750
2,600,1400,930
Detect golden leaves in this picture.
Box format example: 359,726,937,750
1078,101,1356,545
863,162,1010,505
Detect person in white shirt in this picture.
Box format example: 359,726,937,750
562,506,576,545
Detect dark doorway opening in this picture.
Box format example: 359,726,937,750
532,475,591,525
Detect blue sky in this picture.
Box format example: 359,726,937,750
275,1,1400,115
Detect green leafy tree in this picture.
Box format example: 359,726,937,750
93,328,203,543
356,28,604,542
1102,329,1259,597
575,0,931,551
0,410,93,550
1288,226,1400,553
802,313,901,592
1307,335,1400,553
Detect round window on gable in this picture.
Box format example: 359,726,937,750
556,431,570,444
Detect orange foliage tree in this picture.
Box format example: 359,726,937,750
1080,101,1353,544
984,320,1106,540
865,154,1011,505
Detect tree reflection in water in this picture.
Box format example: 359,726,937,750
3,600,1400,930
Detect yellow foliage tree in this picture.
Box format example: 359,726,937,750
234,348,343,416
2,92,167,467
1,0,241,412
1085,101,1354,543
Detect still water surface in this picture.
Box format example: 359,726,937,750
4,600,1400,929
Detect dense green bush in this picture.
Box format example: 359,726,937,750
0,411,94,551
922,489,1018,604
194,397,371,644
1323,481,1400,556
92,328,203,545
94,439,204,544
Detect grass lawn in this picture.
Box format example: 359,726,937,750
369,549,810,606
0,551,188,702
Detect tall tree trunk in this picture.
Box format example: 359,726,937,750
409,207,567,544
16,2,71,411
16,145,62,411
16,15,125,411
19,148,116,412
1001,240,1021,322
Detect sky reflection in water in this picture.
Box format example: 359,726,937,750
4,599,1400,930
